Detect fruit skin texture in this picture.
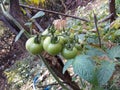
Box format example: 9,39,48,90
61,47,78,59
25,37,43,55
43,37,62,55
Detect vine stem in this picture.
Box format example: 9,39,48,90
0,1,27,41
37,55,69,90
0,2,24,31
93,13,102,48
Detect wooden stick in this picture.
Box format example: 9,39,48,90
20,4,89,22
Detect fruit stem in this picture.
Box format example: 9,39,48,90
51,36,59,44
34,35,40,44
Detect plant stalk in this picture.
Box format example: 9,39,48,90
93,13,102,48
37,55,69,90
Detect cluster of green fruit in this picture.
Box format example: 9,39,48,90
25,28,82,59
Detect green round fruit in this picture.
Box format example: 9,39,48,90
62,47,78,59
43,37,62,55
25,37,43,55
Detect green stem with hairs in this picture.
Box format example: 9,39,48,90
37,55,69,90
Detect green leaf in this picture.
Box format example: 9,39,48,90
78,34,86,42
63,59,73,74
24,22,32,26
71,25,81,30
97,61,115,86
72,55,95,82
72,76,77,81
90,71,99,86
115,29,120,35
91,86,104,90
86,35,99,44
31,11,45,20
107,45,120,60
15,29,24,42
86,46,105,57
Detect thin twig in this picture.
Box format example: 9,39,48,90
60,0,67,12
93,13,102,48
1,38,11,46
20,4,89,22
98,13,113,23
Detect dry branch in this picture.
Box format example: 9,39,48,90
98,13,113,23
109,0,116,22
20,4,89,22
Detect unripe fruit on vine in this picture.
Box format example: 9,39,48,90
25,37,43,55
